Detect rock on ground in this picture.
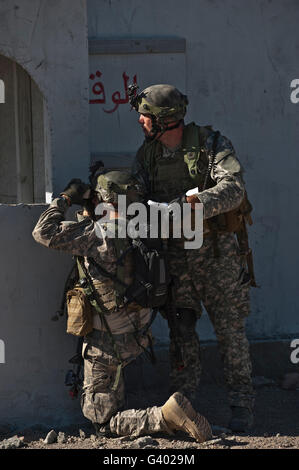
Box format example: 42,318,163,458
2,383,299,450
0,435,24,449
132,436,159,448
57,432,67,444
43,430,57,444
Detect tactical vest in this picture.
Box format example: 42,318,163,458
143,122,213,202
91,220,135,313
141,122,253,235
140,123,257,286
91,219,170,310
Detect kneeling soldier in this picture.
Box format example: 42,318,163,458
32,170,212,442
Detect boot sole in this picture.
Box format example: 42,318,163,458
162,392,212,443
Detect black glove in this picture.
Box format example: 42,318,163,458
61,179,91,206
82,196,95,217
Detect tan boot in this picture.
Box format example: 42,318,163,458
161,392,212,443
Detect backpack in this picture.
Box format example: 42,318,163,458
118,236,170,309
89,233,170,310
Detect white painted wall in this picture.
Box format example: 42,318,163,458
0,204,85,429
0,0,90,429
89,53,186,159
0,0,90,194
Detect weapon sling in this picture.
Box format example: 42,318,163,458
202,131,221,257
88,254,157,364
76,256,123,391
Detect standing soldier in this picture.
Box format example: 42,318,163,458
130,84,256,432
32,171,212,442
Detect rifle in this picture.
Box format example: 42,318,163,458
162,239,184,371
65,336,84,399
236,215,258,288
52,261,78,321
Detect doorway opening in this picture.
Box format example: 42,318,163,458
0,55,51,203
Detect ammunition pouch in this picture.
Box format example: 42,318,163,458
206,208,243,234
205,192,253,235
66,287,94,337
204,193,257,287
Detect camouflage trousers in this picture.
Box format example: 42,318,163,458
80,329,171,437
167,232,255,409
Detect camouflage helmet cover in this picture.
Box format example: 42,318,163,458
94,170,142,204
137,84,188,122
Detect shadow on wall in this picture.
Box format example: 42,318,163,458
0,54,51,204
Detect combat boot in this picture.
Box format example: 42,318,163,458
161,392,212,443
93,422,113,438
229,406,254,432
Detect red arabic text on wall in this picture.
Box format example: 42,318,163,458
89,71,137,113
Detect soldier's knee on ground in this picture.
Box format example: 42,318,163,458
81,344,125,425
81,382,122,425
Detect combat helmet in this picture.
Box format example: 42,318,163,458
128,83,188,139
94,170,143,204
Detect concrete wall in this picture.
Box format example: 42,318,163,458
0,0,90,194
0,0,90,428
0,204,86,429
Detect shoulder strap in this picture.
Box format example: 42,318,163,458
180,123,214,182
76,256,123,390
202,130,220,191
181,122,201,151
87,256,127,287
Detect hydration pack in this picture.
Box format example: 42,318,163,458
119,236,170,309
90,234,170,310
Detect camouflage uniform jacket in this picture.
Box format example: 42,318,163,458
132,122,245,219
32,197,152,361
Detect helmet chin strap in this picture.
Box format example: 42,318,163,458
145,117,183,143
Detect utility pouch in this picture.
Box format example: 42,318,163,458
223,208,243,233
66,287,93,337
217,193,252,233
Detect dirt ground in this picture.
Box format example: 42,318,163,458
1,380,298,451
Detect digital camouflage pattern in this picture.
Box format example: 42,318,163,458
132,124,255,410
32,198,152,333
81,331,170,435
168,233,254,408
132,123,245,210
32,199,167,435
94,170,142,204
